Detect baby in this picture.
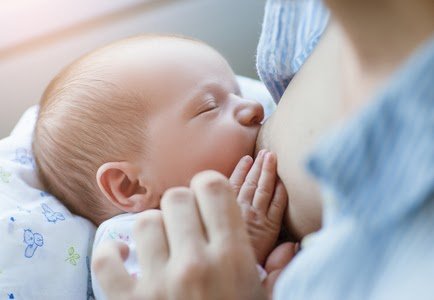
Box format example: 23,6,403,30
32,34,289,297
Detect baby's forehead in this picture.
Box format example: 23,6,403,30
88,37,231,95
92,36,212,65
63,36,236,121
81,37,214,85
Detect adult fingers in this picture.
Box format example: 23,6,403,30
92,241,135,299
238,150,266,205
252,151,277,211
133,210,169,279
229,155,253,195
161,187,207,257
190,170,246,245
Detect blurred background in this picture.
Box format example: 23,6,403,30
0,0,266,138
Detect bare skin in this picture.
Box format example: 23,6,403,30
93,1,434,299
255,22,346,240
257,0,434,240
92,24,348,299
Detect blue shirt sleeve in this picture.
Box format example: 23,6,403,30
256,0,329,103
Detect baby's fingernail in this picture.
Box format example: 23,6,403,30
265,152,274,162
242,155,252,163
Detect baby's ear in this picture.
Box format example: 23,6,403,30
96,161,155,213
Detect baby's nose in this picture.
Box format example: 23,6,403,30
236,98,264,126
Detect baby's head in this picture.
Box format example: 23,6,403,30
33,35,264,225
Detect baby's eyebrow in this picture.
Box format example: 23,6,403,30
182,89,204,119
182,82,221,118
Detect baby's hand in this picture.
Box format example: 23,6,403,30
263,242,299,299
230,150,288,265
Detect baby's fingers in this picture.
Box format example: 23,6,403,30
267,180,288,223
229,155,253,195
238,150,266,205
252,152,277,211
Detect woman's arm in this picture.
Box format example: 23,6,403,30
256,22,346,240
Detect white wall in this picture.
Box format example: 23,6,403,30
0,0,266,138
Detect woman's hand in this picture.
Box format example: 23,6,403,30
230,150,288,265
93,171,266,300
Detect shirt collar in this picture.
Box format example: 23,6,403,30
307,35,434,229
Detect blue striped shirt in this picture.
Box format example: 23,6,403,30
256,0,329,103
257,1,434,299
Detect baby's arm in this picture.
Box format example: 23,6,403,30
229,150,288,265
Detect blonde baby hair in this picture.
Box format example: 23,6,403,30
33,36,160,225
